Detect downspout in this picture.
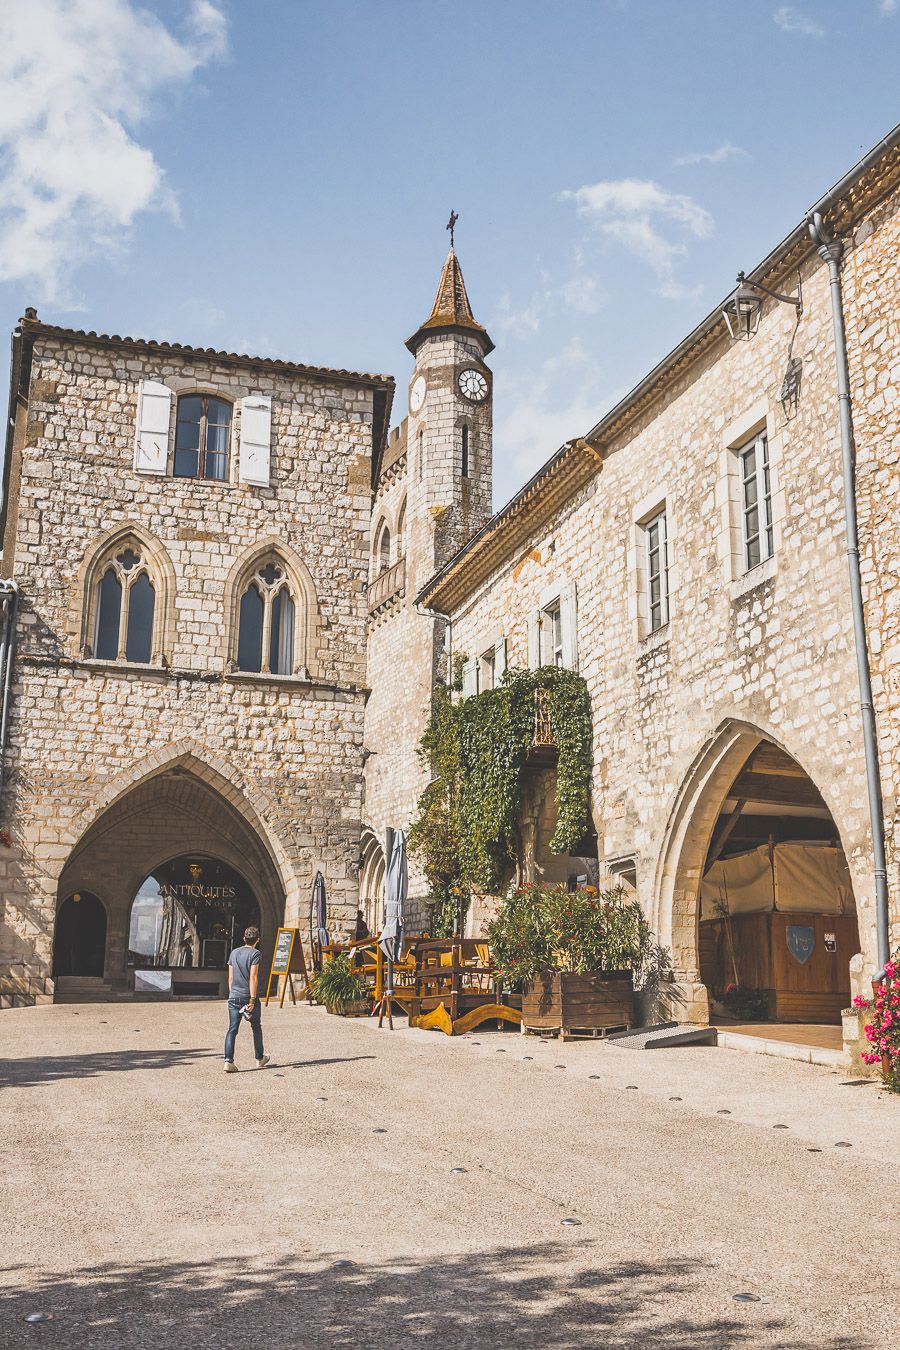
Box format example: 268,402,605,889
416,601,453,682
808,211,890,979
0,579,18,800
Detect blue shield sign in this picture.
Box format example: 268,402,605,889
787,925,815,965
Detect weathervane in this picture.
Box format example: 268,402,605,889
446,209,458,249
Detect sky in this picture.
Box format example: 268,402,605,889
1,0,899,507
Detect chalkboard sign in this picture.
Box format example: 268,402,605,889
271,928,296,975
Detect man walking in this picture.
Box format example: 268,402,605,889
224,925,270,1072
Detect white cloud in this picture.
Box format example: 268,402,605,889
673,141,749,168
879,0,898,12
773,6,824,36
492,341,620,502
0,0,228,304
493,271,604,339
561,178,712,300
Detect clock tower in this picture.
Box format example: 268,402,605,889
404,243,494,577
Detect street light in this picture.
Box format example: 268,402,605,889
722,271,802,341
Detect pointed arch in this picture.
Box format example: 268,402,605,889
72,522,176,663
223,537,321,679
395,497,407,558
372,516,392,576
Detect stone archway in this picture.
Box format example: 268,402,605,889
654,719,861,1026
359,828,385,934
56,755,290,994
53,892,107,978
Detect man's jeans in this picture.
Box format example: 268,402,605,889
224,995,264,1061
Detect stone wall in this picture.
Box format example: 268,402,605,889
0,330,382,1001
447,233,893,1022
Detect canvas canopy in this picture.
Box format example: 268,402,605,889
700,843,855,919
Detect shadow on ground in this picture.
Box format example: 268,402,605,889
0,1244,863,1350
0,1050,378,1088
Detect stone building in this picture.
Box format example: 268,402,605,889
360,249,495,929
414,132,900,1057
0,316,392,1001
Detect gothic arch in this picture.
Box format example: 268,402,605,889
371,515,392,576
59,741,299,912
71,522,177,661
359,827,385,933
223,537,321,679
652,717,860,1021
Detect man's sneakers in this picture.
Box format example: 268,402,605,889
256,1055,270,1069
223,1060,238,1073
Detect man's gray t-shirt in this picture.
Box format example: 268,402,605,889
228,945,260,999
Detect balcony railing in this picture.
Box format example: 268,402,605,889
368,556,406,614
533,686,556,748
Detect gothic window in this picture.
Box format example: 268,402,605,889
396,500,407,558
91,543,156,663
373,520,391,576
174,394,232,481
236,558,296,675
461,423,470,479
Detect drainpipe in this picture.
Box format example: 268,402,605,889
808,211,890,979
0,579,18,798
415,602,453,681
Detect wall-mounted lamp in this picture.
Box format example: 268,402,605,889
722,271,802,341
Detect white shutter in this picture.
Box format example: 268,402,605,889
494,636,507,682
239,395,272,486
561,582,578,670
134,380,172,474
462,658,477,698
527,610,541,670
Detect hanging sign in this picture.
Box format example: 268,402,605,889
824,932,837,954
787,924,815,965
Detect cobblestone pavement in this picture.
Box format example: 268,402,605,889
1,1001,897,1349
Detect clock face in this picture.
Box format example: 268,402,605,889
410,375,427,414
458,367,489,403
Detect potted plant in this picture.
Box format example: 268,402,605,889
486,882,647,1040
853,950,900,1092
310,954,370,1016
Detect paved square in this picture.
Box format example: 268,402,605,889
1,1002,897,1348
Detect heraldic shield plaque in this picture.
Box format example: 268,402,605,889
787,924,815,965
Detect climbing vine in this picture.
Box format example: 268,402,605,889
409,661,594,935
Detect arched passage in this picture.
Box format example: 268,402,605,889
53,892,107,978
56,760,287,997
359,828,385,935
656,723,861,1027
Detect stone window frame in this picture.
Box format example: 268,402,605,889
163,379,241,485
717,399,786,599
73,523,176,666
223,537,320,682
173,390,234,482
528,578,578,671
629,489,676,647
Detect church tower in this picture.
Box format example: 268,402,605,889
361,233,495,928
404,239,494,577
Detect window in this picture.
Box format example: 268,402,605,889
236,559,296,675
478,646,495,692
461,424,470,479
92,544,156,663
542,601,564,667
175,394,232,480
396,501,406,558
740,431,773,571
374,521,391,575
645,511,669,632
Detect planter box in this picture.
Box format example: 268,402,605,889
326,998,371,1017
522,970,634,1040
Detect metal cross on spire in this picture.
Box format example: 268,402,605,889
446,210,459,249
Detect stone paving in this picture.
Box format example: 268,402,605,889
1,1001,897,1348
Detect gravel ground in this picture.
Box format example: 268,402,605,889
0,1000,897,1349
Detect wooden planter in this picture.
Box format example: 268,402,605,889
327,998,371,1017
522,970,634,1040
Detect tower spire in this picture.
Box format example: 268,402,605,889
405,223,494,355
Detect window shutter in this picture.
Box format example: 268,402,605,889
494,636,507,681
561,583,578,670
239,395,272,486
134,381,172,474
462,658,477,698
527,610,541,670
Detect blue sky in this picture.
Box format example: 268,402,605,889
1,0,899,505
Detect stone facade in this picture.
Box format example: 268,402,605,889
0,321,391,1001
419,143,900,1042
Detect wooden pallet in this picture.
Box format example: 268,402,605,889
523,1021,631,1041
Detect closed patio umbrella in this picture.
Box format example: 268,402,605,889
310,870,329,969
377,830,406,1028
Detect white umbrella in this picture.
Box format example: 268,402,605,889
380,830,406,964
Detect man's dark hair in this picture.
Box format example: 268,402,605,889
244,926,260,945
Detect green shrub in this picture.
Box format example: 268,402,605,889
309,955,368,1014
